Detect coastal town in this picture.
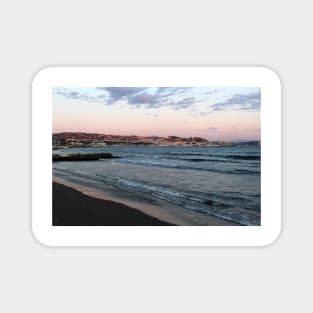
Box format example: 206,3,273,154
53,132,260,149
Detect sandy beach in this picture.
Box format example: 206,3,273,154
53,182,174,226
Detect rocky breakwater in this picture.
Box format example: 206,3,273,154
53,153,118,162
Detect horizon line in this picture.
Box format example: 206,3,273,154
52,131,260,142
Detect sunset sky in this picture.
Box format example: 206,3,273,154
53,87,260,141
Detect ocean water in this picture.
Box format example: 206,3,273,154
53,146,261,225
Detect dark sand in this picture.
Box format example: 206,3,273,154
53,182,174,226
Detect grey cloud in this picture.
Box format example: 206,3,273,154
156,87,190,96
97,87,147,104
123,87,196,110
211,92,260,111
204,89,219,95
173,97,194,106
128,92,159,108
170,97,195,110
56,87,223,112
191,111,212,117
68,91,80,99
56,90,108,103
208,127,218,132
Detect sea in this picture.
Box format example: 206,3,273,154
53,146,261,226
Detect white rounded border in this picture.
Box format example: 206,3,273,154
32,66,281,246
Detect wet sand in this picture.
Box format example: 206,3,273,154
53,182,174,226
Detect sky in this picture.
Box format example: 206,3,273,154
53,87,260,141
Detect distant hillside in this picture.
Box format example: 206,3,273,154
53,132,260,148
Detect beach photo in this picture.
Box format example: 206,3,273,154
52,86,261,226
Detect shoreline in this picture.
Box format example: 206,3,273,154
52,172,238,226
53,182,174,226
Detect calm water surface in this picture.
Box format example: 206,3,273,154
53,146,261,225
